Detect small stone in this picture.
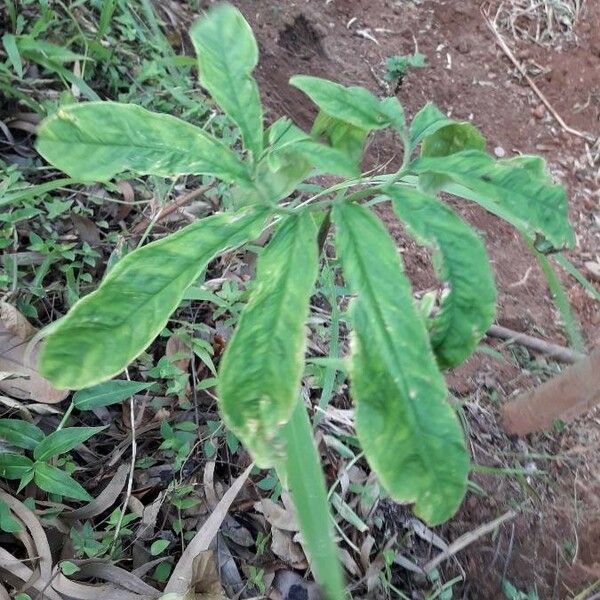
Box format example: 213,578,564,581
532,103,546,119
494,146,506,158
457,39,470,54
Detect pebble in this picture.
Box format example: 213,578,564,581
533,103,546,119
494,146,506,158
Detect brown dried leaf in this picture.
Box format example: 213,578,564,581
256,498,299,532
271,528,307,569
0,302,69,402
72,213,102,247
166,335,192,372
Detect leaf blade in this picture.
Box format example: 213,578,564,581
412,150,575,250
218,212,319,467
0,419,45,451
36,102,249,183
191,4,263,158
73,380,150,410
40,209,268,389
33,462,92,501
387,187,497,368
0,453,34,480
333,202,469,525
34,426,105,462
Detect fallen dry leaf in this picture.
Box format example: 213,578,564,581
0,302,69,402
256,498,299,532
271,527,307,569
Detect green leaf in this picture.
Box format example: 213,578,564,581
73,380,150,410
0,419,45,451
150,539,170,555
0,453,34,480
34,426,105,462
40,209,268,389
312,111,368,165
191,4,263,158
333,202,469,525
412,150,575,250
409,103,453,149
218,212,319,467
33,462,92,501
291,75,390,131
267,118,358,177
0,497,21,533
279,398,345,600
60,561,81,576
2,33,23,78
387,187,497,368
419,121,486,192
36,102,249,183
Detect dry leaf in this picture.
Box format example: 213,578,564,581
0,303,69,402
72,213,102,247
256,498,299,532
166,335,192,372
271,528,307,569
271,570,321,600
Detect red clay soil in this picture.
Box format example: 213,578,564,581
199,1,599,597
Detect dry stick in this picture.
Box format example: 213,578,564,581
482,8,596,143
131,183,214,234
486,324,585,364
423,510,517,573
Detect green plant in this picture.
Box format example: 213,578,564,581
384,52,427,88
31,4,574,598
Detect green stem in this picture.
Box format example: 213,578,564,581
56,402,74,431
278,398,346,600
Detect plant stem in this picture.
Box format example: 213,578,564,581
56,402,74,431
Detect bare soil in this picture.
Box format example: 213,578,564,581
195,1,600,597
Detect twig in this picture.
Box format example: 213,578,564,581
482,7,596,143
111,369,137,551
486,324,586,364
131,183,213,234
423,510,517,573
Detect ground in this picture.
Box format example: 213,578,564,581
1,0,599,599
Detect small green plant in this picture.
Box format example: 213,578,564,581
384,52,427,89
31,5,574,598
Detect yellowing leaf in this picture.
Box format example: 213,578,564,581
218,212,319,467
387,187,497,369
333,202,469,525
36,102,250,183
0,303,69,403
40,210,268,389
191,5,263,159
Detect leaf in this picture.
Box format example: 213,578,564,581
312,111,368,165
36,102,250,183
0,419,45,451
387,187,497,369
409,102,454,149
419,121,486,192
0,302,69,403
333,202,469,525
40,209,267,389
59,561,80,576
2,33,23,78
34,426,105,461
191,4,263,158
33,462,92,501
150,539,171,556
279,398,346,600
0,453,33,480
73,380,150,410
412,150,575,250
290,75,391,131
218,212,319,468
0,497,21,533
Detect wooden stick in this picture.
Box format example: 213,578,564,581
423,510,517,572
502,347,600,435
131,184,213,234
482,8,596,143
486,324,585,364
